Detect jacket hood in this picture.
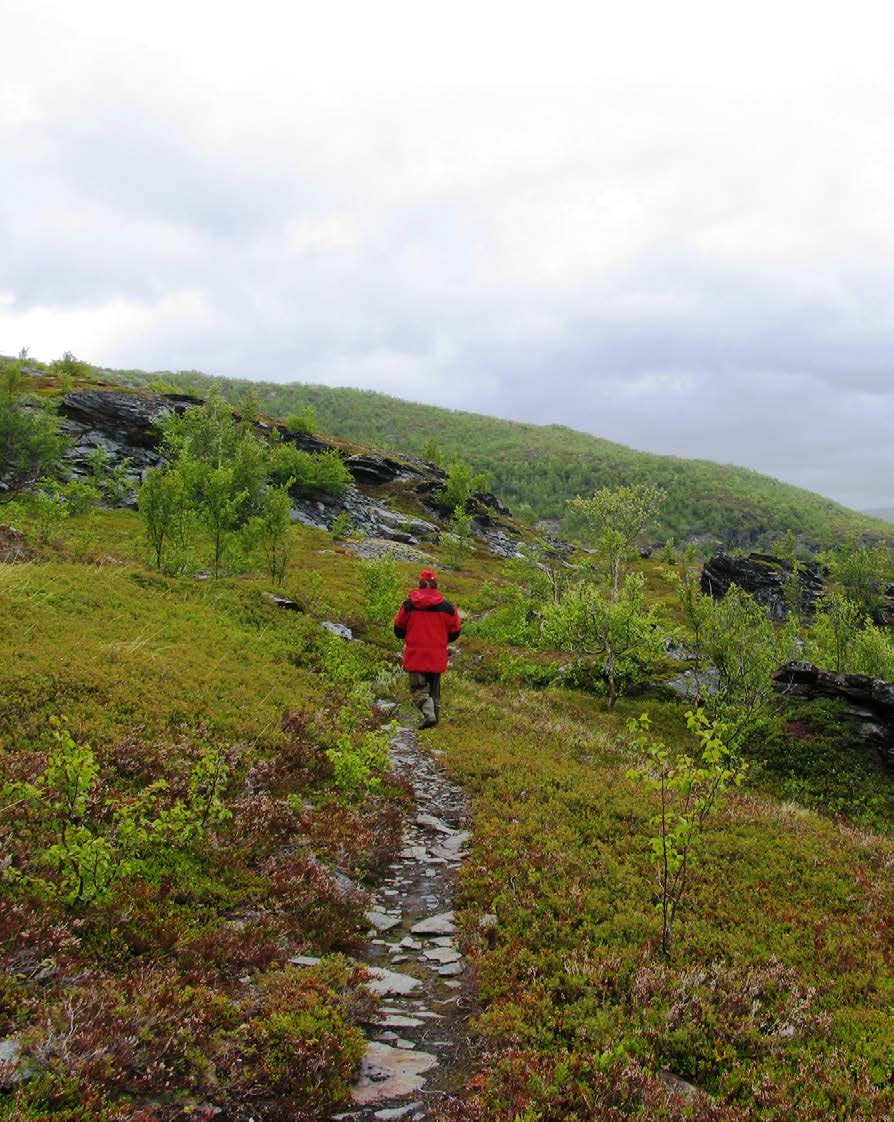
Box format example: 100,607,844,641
408,588,445,608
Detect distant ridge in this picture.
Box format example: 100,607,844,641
863,507,894,525
101,364,894,552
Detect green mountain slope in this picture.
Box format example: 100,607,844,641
111,366,892,551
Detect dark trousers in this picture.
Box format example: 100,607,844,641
408,671,441,715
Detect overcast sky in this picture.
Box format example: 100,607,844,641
2,0,894,509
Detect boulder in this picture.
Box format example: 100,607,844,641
701,552,825,621
774,661,894,771
57,389,185,493
345,454,404,485
60,389,177,447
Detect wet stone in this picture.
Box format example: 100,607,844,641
366,968,423,996
351,1042,438,1105
423,947,463,965
372,1104,424,1121
411,912,456,936
366,910,403,932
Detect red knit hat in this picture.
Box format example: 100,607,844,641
419,568,437,581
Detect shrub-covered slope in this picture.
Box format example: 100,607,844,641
107,365,894,550
1,365,891,1121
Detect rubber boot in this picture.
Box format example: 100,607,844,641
420,697,438,728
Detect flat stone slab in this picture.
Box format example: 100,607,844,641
351,1042,438,1105
366,967,423,996
423,947,463,965
373,1104,424,1121
415,813,456,834
411,911,456,936
366,910,403,932
438,961,465,976
377,1014,426,1028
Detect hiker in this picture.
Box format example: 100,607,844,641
393,568,462,728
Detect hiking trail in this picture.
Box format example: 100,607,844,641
331,719,476,1122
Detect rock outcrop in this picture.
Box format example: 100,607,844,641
52,386,523,560
701,552,825,620
774,661,894,771
58,389,180,488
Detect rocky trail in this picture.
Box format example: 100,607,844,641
331,721,477,1122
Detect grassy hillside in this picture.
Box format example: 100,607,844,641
1,361,892,1119
106,365,894,551
0,501,890,1120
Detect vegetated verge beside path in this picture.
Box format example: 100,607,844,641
331,719,477,1122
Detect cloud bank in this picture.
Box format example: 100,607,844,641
2,0,894,508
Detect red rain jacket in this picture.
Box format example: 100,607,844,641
393,588,462,673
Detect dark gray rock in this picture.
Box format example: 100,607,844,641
60,389,176,446
701,552,825,621
774,661,894,771
57,388,184,493
272,427,335,455
346,454,404,485
473,524,521,559
264,592,303,612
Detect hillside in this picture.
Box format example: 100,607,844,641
107,364,894,552
0,364,892,1120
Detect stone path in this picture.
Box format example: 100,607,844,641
331,723,474,1122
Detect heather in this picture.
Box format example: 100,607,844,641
0,369,891,1121
0,511,412,1120
435,681,893,1121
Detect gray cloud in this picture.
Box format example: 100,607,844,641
3,1,894,510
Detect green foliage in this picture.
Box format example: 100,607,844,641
361,552,403,628
3,719,231,905
238,386,261,425
142,392,349,577
138,465,186,570
806,589,894,679
544,572,665,709
0,361,68,498
471,542,569,647
87,446,134,505
750,701,894,831
820,539,892,618
421,436,443,466
284,405,318,435
252,485,295,586
329,509,355,540
441,505,475,569
268,444,352,495
28,481,70,543
49,350,91,385
440,459,488,511
437,682,893,1119
627,709,748,957
568,484,665,597
60,478,101,517
697,584,798,745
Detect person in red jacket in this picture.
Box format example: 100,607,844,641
393,568,462,728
